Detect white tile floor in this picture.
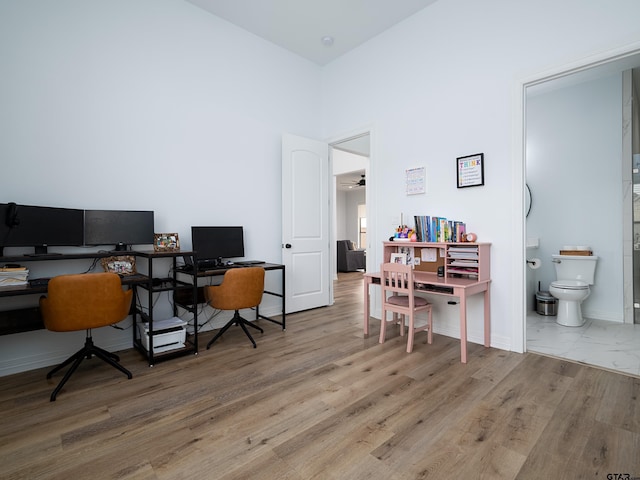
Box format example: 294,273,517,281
526,312,640,377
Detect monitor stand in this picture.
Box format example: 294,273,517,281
24,245,62,257
114,243,128,252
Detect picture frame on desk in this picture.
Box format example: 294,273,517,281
456,153,484,188
390,253,407,264
101,255,136,275
153,233,180,252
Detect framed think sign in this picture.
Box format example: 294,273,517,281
456,153,484,188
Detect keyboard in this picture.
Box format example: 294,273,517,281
196,261,220,271
118,273,148,283
235,260,266,266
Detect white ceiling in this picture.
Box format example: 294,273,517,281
185,0,438,65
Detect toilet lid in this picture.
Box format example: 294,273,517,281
551,280,588,290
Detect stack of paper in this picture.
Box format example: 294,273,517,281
0,266,29,286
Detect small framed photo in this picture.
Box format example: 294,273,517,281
457,153,484,188
101,255,136,275
154,233,180,252
390,253,407,264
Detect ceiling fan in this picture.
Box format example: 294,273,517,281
341,174,366,188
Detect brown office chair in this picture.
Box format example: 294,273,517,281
379,262,432,353
204,267,265,349
39,273,134,401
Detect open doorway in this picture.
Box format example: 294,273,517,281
522,48,640,376
331,132,370,280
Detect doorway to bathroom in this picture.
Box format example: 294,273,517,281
523,50,640,376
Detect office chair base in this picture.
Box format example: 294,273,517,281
46,336,132,402
207,311,264,349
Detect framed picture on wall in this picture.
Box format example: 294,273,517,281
456,153,485,188
405,166,426,195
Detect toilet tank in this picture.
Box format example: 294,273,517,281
552,255,598,284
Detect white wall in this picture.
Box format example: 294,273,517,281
526,74,624,322
321,0,640,350
0,0,322,375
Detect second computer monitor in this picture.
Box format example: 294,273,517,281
191,226,244,265
84,210,154,251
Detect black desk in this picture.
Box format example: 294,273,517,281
176,263,286,330
0,250,199,367
0,251,154,336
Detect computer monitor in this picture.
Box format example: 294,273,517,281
0,203,85,255
191,226,244,267
84,210,154,251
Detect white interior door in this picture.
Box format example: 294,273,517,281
282,133,331,313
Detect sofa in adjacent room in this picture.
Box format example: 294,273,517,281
337,240,366,272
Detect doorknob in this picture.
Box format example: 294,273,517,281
284,243,292,248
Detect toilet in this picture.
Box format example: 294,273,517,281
549,254,598,327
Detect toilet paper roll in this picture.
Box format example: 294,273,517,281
527,258,541,270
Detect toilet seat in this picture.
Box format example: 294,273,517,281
550,280,588,290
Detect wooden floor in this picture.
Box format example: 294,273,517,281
1,272,639,479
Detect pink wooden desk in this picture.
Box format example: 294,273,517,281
363,271,491,363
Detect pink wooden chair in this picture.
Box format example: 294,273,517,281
379,262,432,353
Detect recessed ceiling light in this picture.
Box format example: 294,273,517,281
321,36,334,47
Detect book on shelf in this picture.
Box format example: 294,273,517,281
412,216,467,242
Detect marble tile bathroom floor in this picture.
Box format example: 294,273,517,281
526,312,640,377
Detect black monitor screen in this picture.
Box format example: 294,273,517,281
84,210,154,251
0,203,84,254
191,226,244,263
